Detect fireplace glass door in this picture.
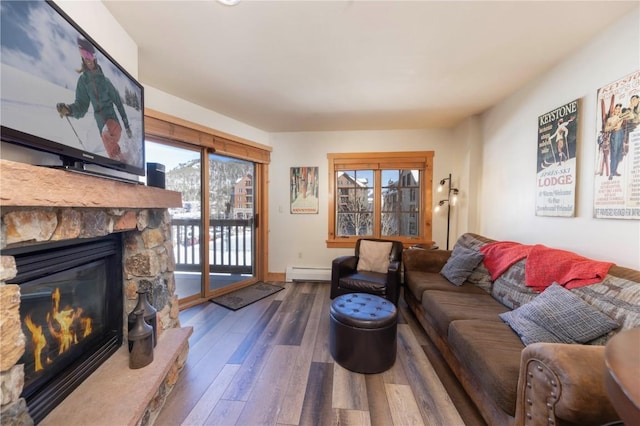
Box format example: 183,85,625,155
20,260,109,395
7,235,122,423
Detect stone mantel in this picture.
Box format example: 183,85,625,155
0,158,187,425
0,159,181,208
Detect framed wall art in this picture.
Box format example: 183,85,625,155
290,166,319,214
593,70,640,220
536,99,579,217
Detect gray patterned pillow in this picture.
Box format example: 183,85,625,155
499,283,619,345
491,259,538,309
440,244,485,286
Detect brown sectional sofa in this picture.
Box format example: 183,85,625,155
402,233,640,426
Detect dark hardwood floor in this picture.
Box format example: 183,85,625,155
155,282,486,426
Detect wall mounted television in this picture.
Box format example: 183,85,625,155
0,0,145,179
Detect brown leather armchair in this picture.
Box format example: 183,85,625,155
330,238,403,305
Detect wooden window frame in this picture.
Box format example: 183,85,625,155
327,151,434,248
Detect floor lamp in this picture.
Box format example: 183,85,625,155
435,174,459,250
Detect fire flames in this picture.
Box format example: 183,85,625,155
23,288,94,372
24,316,46,372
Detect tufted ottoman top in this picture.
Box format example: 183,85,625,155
330,293,397,329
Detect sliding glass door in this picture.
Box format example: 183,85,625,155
145,140,258,305
207,153,255,292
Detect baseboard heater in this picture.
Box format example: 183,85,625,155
285,266,331,282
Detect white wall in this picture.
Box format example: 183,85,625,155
144,86,269,145
268,129,463,273
477,8,640,269
453,115,483,239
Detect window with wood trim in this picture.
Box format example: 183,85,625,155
327,152,434,248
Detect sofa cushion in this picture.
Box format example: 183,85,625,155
405,270,486,303
402,248,452,273
499,283,619,345
440,245,485,286
467,263,493,294
357,240,393,273
448,320,524,417
571,268,640,344
453,233,494,292
422,290,510,337
491,259,539,309
339,271,387,295
454,232,493,251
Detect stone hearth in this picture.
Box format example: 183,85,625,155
0,159,191,425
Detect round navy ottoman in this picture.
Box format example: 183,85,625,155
329,293,398,374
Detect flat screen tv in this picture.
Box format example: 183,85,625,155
1,0,145,178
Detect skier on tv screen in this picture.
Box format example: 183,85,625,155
56,37,131,161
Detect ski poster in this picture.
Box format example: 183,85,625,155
290,167,319,214
594,70,640,220
536,99,579,217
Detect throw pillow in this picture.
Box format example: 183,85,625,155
357,240,393,274
499,283,619,345
440,244,485,286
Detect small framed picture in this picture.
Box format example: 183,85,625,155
290,167,319,214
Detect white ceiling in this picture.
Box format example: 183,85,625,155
103,1,637,132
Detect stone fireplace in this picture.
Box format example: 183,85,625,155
7,234,124,423
0,159,192,425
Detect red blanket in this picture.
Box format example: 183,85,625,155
525,244,614,292
480,241,533,280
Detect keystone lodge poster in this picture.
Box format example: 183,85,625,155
536,99,579,217
594,70,640,220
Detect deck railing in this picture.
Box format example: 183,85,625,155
171,218,253,274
